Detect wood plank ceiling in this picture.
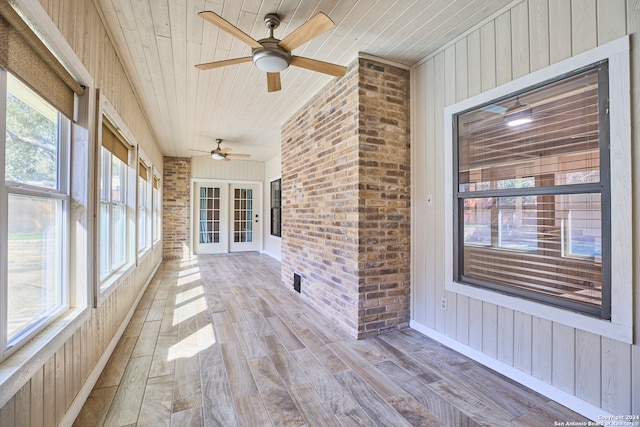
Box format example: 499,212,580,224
94,0,516,161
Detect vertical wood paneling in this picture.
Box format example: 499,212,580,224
495,11,512,85
456,294,470,345
15,383,29,427
481,302,497,358
42,358,55,427
528,0,550,71
513,312,532,374
552,323,575,394
30,367,44,427
467,30,482,97
468,298,483,351
64,341,74,410
423,58,436,330
601,337,632,414
480,22,496,91
455,39,468,102
597,0,627,43
443,45,457,339
510,1,530,78
54,348,65,425
548,0,572,63
575,328,602,406
531,318,552,383
0,396,15,426
571,0,598,54
496,306,514,365
433,51,446,334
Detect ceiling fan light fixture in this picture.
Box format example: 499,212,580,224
506,116,533,127
211,152,225,160
504,97,533,127
252,44,291,72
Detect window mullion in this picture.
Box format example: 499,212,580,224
457,182,602,199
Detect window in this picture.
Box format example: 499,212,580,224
137,157,151,253
199,186,220,243
270,178,281,237
152,173,161,242
2,72,70,349
453,62,609,319
99,118,130,283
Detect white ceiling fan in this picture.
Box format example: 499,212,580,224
195,11,347,92
190,139,250,161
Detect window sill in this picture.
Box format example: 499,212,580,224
0,305,89,409
446,280,632,344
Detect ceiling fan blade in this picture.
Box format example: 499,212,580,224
226,153,251,158
221,147,232,153
267,72,282,92
198,11,262,49
189,148,211,153
223,157,231,162
195,56,252,70
278,12,334,51
290,56,346,77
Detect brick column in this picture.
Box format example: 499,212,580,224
281,57,410,338
163,156,191,259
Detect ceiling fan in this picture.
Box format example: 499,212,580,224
195,11,347,92
190,139,251,161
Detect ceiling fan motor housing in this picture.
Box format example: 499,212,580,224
252,14,291,72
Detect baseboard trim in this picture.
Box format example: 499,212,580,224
59,259,161,427
409,320,611,422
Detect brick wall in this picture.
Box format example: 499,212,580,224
281,57,410,339
163,156,191,259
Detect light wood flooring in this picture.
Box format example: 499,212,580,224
74,252,588,426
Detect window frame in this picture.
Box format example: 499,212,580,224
443,36,632,343
98,121,131,286
452,61,610,319
152,170,161,244
137,148,152,257
95,93,137,301
0,69,72,359
270,178,281,238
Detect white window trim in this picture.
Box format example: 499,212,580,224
152,168,161,245
95,92,136,303
137,147,152,259
443,36,632,343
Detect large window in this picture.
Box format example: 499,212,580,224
3,72,70,348
153,173,161,243
454,62,609,319
99,118,130,283
270,178,281,237
137,158,151,253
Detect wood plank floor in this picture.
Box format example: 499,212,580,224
73,253,589,426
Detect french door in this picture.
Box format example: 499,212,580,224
193,182,260,254
194,183,228,254
229,184,260,252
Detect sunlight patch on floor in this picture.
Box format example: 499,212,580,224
167,323,216,361
172,296,207,326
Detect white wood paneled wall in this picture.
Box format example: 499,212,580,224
191,157,265,181
0,0,164,425
411,0,639,417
